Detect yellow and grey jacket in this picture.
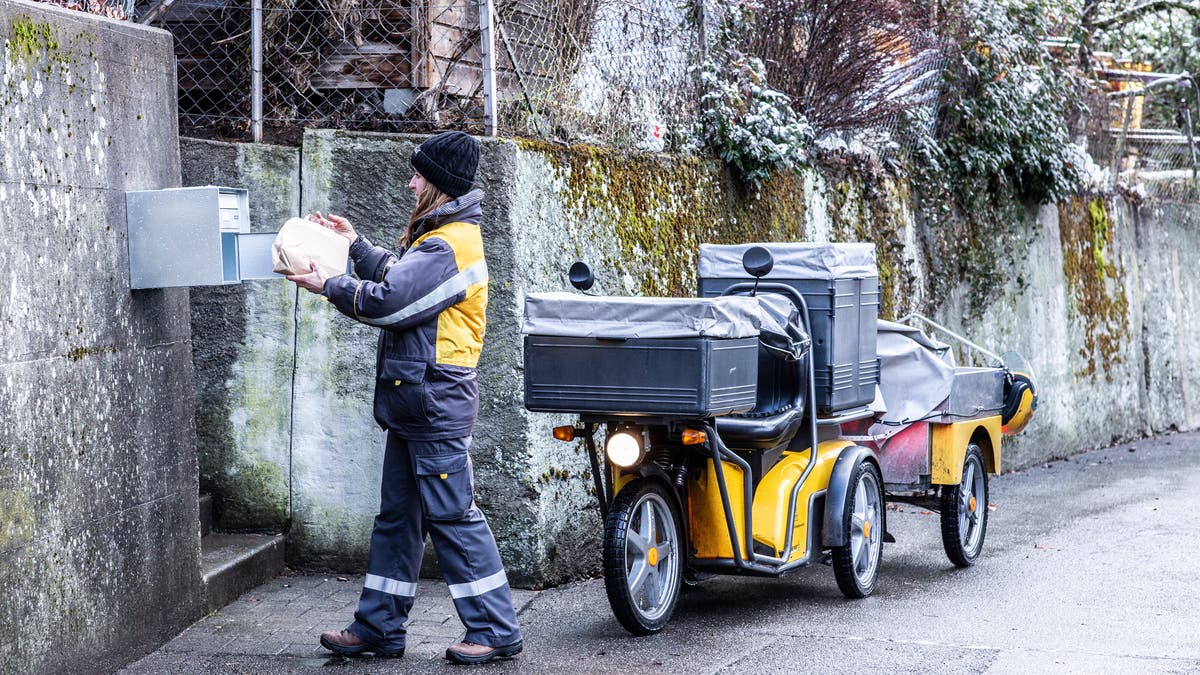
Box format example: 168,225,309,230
323,190,488,440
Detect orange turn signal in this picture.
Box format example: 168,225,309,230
681,429,707,446
552,425,576,442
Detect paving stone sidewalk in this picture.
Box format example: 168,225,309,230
122,573,539,672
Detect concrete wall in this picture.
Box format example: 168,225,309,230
0,2,199,672
182,130,1200,588
182,139,299,533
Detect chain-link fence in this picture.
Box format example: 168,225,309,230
137,0,709,147
140,0,495,143
492,0,702,150
1104,71,1199,203
139,0,945,153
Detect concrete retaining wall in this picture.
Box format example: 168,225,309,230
183,139,299,533
0,2,199,671
182,130,1200,588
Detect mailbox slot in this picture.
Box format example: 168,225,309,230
127,186,255,289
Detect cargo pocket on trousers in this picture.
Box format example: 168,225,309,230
377,358,429,425
414,452,473,522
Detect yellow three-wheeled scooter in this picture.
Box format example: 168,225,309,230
523,244,1037,634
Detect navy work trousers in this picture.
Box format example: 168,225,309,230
347,433,522,650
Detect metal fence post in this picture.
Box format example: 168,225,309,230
251,0,263,143
479,0,497,137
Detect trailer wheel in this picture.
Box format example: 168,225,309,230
832,459,884,598
941,443,988,567
603,479,683,635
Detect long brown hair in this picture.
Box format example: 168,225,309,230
402,178,453,249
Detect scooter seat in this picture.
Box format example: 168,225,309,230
715,406,804,450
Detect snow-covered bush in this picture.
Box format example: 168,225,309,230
699,54,814,186
909,0,1085,205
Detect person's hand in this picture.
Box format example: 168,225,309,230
286,260,329,295
309,211,357,242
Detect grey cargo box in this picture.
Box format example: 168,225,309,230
522,294,761,416
697,243,880,415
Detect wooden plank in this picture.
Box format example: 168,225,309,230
362,18,415,42
430,31,482,61
432,59,555,97
412,1,434,89
177,69,237,92
311,52,415,89
434,60,482,96
323,40,413,56
428,0,475,30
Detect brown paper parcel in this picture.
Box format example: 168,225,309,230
272,217,350,277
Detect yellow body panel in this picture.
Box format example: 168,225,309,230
612,468,637,495
688,461,747,559
751,440,851,562
931,416,1002,484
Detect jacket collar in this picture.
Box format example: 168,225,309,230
412,189,484,237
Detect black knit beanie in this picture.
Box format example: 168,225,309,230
410,131,480,198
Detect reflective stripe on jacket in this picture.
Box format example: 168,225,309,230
323,191,488,439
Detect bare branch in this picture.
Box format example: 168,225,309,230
742,0,934,134
1093,1,1200,30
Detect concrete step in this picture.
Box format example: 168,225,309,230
198,493,213,537
201,533,285,614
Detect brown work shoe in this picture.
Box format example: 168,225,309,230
445,639,523,665
320,629,404,658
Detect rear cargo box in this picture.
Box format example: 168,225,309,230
698,243,880,415
522,294,761,417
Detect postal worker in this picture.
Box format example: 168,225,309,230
286,131,523,665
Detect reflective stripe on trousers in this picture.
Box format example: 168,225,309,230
347,433,523,650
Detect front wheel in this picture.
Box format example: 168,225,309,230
832,459,884,598
603,479,683,635
941,443,988,567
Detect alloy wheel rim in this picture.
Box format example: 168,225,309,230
624,492,678,620
849,470,882,584
958,456,986,553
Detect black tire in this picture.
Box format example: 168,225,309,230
832,459,885,599
602,479,683,635
941,443,989,567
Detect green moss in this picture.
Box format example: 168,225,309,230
1059,196,1129,382
821,166,917,320
0,489,35,549
65,344,117,361
515,142,919,322
218,454,289,527
1087,196,1110,276
9,19,57,61
7,18,79,79
522,141,809,298
218,283,296,529
521,141,729,296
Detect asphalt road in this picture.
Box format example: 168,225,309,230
126,432,1200,674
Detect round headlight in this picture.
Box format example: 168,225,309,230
605,431,643,468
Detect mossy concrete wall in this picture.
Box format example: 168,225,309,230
182,139,299,533
0,2,200,671
183,130,1200,588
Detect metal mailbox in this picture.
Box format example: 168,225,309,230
126,186,283,289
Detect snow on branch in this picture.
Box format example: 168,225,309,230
1093,1,1200,30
